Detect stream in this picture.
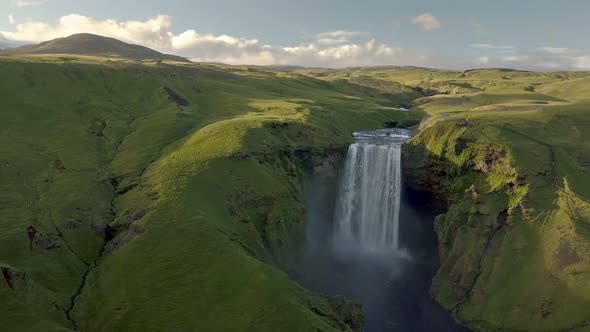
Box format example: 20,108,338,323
293,128,470,332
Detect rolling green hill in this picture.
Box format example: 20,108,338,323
0,54,419,332
319,67,590,331
1,47,590,332
1,34,190,63
536,76,590,102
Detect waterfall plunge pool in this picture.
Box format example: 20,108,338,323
292,128,470,332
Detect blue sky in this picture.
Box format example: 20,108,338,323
1,0,589,69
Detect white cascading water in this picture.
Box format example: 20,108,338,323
333,128,411,254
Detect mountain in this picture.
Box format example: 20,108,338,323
0,36,24,50
1,33,190,62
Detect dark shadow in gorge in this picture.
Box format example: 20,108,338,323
291,167,470,332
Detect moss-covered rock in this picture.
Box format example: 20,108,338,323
403,117,590,331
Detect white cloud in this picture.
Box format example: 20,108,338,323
411,13,441,31
283,44,316,55
1,14,173,50
467,45,589,71
573,56,590,70
315,37,347,45
171,30,258,50
474,56,489,66
375,43,398,56
15,0,48,7
0,14,411,67
8,14,15,25
536,47,570,54
365,39,375,51
313,30,359,45
470,43,514,50
0,13,588,70
170,29,268,64
317,44,361,60
466,50,590,71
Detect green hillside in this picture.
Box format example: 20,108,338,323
404,102,590,331
297,66,584,115
536,76,590,102
295,65,590,330
2,51,590,332
0,55,419,332
1,34,190,63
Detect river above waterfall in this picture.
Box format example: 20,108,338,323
292,129,470,332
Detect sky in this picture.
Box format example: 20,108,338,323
1,0,589,70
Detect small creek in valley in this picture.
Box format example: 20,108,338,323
292,128,470,332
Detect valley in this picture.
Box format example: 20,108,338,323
1,48,590,332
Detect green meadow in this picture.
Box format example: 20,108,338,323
1,54,590,332
302,65,590,330
0,55,420,332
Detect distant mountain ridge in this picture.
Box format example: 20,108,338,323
0,33,190,62
0,36,24,50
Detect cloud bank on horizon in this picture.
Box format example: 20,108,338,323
1,10,589,70
15,0,48,7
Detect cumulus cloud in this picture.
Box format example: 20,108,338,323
170,29,272,64
0,13,588,70
2,14,173,50
0,14,413,67
8,14,15,24
411,13,441,31
318,44,361,60
273,39,404,68
15,0,48,7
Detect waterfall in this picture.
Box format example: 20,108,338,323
333,128,411,254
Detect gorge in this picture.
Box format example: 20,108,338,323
293,128,469,331
2,50,590,332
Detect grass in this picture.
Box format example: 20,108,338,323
393,66,590,330
0,55,422,332
2,54,590,331
536,76,590,102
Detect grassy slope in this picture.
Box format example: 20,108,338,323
3,54,590,332
262,65,590,331
296,67,581,115
329,67,590,331
536,76,590,102
0,55,421,332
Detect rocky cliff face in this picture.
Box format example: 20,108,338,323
402,119,590,331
